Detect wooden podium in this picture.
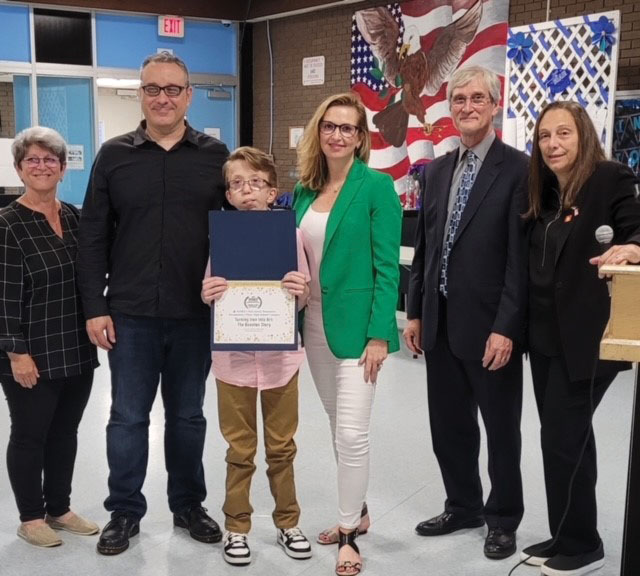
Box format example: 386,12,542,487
599,264,640,576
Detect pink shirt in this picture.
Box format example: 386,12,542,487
208,229,310,390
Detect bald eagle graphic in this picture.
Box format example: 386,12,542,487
355,0,483,147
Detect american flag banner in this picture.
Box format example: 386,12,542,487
351,0,509,200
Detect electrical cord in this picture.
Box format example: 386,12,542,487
508,352,600,575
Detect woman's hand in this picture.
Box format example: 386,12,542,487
282,271,309,299
359,339,388,384
201,276,228,305
8,353,39,389
589,244,640,277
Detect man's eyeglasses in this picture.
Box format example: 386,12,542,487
23,156,60,168
319,121,360,138
451,94,493,108
227,177,272,192
141,84,189,97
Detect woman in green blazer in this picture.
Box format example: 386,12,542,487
293,92,401,576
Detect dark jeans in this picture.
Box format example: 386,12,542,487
424,298,524,531
1,371,93,522
530,352,615,555
105,314,211,519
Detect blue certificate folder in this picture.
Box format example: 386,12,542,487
209,210,298,351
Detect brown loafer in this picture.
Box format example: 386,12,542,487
18,523,63,547
46,513,100,535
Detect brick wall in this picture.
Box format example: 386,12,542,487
0,82,16,139
252,0,640,192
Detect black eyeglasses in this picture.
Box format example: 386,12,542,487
228,177,272,192
319,121,360,138
141,84,189,97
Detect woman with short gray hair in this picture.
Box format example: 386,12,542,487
0,126,99,547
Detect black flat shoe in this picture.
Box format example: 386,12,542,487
484,527,517,559
97,514,140,555
173,506,222,543
521,538,558,566
415,511,484,536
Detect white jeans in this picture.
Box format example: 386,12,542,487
303,300,376,529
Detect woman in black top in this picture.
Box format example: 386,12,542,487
522,101,640,576
0,127,99,547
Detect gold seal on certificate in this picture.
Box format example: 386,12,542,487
213,280,297,347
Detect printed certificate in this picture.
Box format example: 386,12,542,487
212,280,297,349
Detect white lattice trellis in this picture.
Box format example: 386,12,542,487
503,11,620,155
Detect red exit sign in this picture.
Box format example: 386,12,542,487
158,15,184,38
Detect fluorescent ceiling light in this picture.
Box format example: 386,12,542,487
97,78,141,89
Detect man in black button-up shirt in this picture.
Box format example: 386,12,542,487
78,52,227,555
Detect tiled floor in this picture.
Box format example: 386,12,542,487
0,346,635,576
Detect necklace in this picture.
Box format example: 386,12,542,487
326,180,345,195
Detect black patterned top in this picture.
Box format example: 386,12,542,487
0,200,98,380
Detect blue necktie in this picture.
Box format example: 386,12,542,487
440,150,478,297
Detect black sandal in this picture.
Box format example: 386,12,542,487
318,503,369,545
335,529,362,576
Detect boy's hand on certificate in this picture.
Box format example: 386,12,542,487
202,276,228,305
281,271,309,299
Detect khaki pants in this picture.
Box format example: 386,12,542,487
216,373,301,533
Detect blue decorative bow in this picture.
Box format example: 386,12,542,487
507,32,534,67
588,16,616,55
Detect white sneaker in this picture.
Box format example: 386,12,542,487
223,531,251,565
277,526,312,559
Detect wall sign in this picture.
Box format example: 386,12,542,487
613,94,640,177
302,56,325,86
158,15,184,38
67,145,85,171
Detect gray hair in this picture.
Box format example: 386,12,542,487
446,66,502,105
11,126,67,165
140,51,190,83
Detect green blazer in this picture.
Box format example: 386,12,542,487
293,157,402,358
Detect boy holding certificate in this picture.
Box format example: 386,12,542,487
201,147,312,566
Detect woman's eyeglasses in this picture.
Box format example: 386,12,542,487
227,177,271,192
141,84,188,97
319,121,360,138
23,156,60,168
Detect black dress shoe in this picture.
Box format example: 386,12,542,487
484,527,517,559
97,514,140,555
415,511,484,536
173,506,222,543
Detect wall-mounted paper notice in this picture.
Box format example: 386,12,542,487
502,118,517,148
204,127,221,140
502,117,527,152
0,139,23,187
67,145,85,170
516,116,526,152
586,104,608,141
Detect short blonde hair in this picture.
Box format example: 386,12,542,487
223,146,278,189
297,92,371,191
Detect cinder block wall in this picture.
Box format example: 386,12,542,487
253,0,640,192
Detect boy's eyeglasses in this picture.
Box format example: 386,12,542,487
141,84,188,97
319,121,360,138
227,177,272,192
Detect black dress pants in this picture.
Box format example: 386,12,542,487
529,352,615,555
1,371,93,522
424,300,524,531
